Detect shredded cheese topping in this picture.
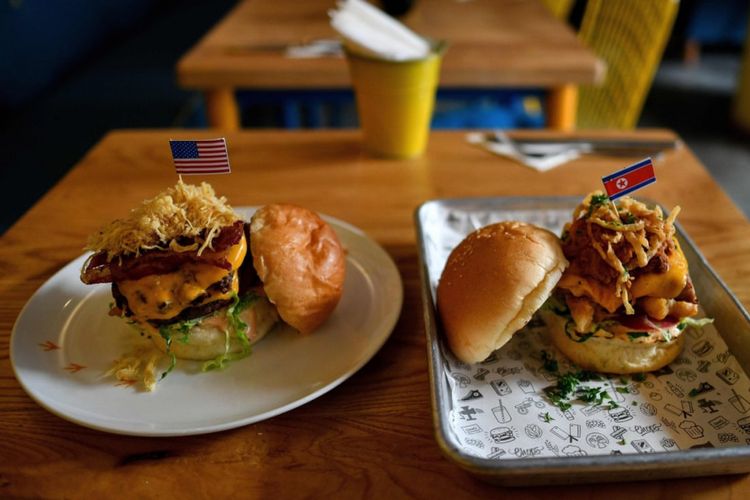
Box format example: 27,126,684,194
85,179,240,260
568,191,680,314
103,342,166,392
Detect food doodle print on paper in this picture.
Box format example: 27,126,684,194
446,325,750,459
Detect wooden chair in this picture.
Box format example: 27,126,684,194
540,0,574,21
577,0,679,129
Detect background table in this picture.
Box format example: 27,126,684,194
1,130,749,497
177,0,603,130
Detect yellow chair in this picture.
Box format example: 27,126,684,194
577,0,680,129
540,0,574,21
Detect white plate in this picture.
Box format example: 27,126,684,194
10,210,402,436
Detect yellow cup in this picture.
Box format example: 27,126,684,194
345,43,444,159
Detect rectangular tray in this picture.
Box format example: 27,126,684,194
415,196,750,485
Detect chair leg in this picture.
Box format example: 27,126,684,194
204,88,240,131
547,84,578,130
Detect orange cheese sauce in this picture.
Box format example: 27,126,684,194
118,235,247,320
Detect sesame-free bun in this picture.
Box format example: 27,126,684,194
250,204,346,334
148,296,279,361
541,310,685,374
437,222,568,364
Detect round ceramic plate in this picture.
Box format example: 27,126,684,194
10,210,402,436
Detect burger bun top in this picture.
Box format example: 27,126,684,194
250,204,346,334
437,221,568,364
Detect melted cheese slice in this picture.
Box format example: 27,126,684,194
630,240,688,299
558,240,688,313
558,274,622,312
118,235,247,321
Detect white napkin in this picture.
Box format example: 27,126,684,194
329,0,431,61
467,132,581,172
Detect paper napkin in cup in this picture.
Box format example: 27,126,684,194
329,0,431,60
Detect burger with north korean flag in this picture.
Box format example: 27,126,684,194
540,184,712,374
436,159,712,373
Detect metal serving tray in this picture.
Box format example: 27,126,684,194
415,196,750,485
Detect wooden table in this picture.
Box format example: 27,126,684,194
2,130,748,497
177,0,603,131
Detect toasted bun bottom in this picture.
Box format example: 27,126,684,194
541,310,685,374
250,204,345,334
145,297,279,361
437,222,568,364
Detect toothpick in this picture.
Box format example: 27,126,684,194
610,198,621,222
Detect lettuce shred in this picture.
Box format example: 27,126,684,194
201,292,259,372
677,317,714,331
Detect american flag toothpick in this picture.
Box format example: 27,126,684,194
169,138,231,175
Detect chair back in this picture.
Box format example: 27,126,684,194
578,0,679,129
540,0,574,20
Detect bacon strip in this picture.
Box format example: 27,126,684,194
618,313,679,332
81,221,244,284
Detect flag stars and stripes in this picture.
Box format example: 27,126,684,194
169,138,231,175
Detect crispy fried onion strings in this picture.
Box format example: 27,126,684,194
571,191,680,314
85,179,240,261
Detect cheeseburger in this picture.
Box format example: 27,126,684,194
541,191,709,374
81,180,345,385
435,194,710,373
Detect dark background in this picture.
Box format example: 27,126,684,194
1,0,748,235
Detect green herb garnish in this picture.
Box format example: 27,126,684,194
544,376,576,411
587,193,610,216
627,331,649,341
543,369,603,410
577,386,611,406
621,212,637,224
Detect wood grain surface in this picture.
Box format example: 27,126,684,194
1,130,749,498
177,0,603,89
